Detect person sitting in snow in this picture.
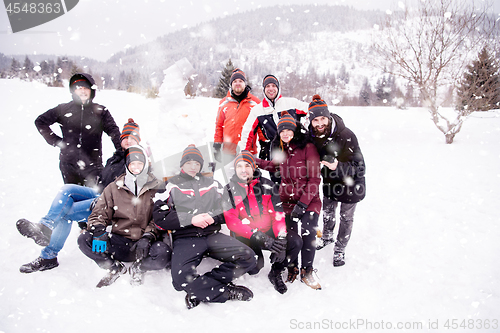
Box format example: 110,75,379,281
77,145,171,288
222,151,302,294
17,119,143,273
307,95,366,267
152,144,256,309
35,73,121,187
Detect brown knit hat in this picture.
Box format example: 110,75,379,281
120,118,141,143
277,111,297,134
308,94,330,120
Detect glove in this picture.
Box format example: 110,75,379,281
91,225,109,253
290,201,308,221
270,237,287,263
250,230,275,251
131,233,154,260
213,143,222,162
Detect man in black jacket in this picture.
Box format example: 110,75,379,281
307,95,366,267
153,145,256,309
35,73,121,187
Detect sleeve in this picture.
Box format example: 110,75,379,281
255,157,279,173
242,104,262,153
152,186,186,231
213,101,226,144
101,108,121,150
87,186,114,230
298,143,322,208
222,186,254,239
34,105,63,147
268,183,287,237
333,131,366,180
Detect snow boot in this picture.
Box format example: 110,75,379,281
333,252,345,267
129,261,145,286
16,219,52,246
185,294,201,309
96,261,127,288
316,237,334,250
300,267,322,290
226,283,253,302
20,257,59,273
286,266,299,283
268,269,287,294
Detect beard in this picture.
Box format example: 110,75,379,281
312,119,332,138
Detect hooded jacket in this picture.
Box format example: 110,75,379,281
257,124,322,215
309,113,366,203
35,73,121,167
223,171,286,239
86,169,163,241
214,86,260,155
152,172,225,240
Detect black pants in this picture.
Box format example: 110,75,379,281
60,161,102,187
78,231,172,271
171,232,256,303
286,212,319,270
236,228,302,274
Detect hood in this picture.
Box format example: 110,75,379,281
124,145,150,196
69,73,96,102
262,75,281,108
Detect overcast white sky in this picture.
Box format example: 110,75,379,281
0,0,499,62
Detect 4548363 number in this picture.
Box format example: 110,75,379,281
5,2,61,14
444,319,498,330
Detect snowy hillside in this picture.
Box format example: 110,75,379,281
0,79,499,332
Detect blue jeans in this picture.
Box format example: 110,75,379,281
39,184,99,259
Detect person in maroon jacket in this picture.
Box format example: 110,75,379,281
223,151,302,294
256,112,322,290
35,73,121,187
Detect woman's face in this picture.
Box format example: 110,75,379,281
128,161,144,175
280,129,294,143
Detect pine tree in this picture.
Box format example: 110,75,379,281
457,46,500,112
213,58,235,98
358,77,372,106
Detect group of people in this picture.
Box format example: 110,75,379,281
16,69,366,310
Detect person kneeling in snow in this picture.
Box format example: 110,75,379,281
78,146,171,288
223,151,302,294
153,145,256,309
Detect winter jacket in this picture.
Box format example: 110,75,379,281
309,113,366,203
152,172,225,240
87,172,163,241
223,171,286,239
100,149,126,190
242,78,309,159
35,73,121,167
257,126,322,215
214,87,260,155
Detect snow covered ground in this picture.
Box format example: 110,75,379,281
0,78,499,332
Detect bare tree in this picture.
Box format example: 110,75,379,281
372,0,498,143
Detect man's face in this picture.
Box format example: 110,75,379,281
74,86,91,103
121,135,140,150
264,83,278,101
311,116,330,135
235,161,254,182
182,160,201,177
231,78,246,95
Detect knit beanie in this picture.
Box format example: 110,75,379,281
308,94,330,120
126,146,147,168
262,74,279,90
71,78,91,90
230,68,247,85
234,150,256,171
120,118,141,143
180,144,204,169
277,111,297,134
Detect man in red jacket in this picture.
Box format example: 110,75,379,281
213,68,260,167
223,151,302,294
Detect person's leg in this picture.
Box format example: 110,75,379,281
334,203,357,253
299,212,319,270
236,235,262,275
140,241,172,271
316,197,338,250
170,237,207,292
59,161,84,185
